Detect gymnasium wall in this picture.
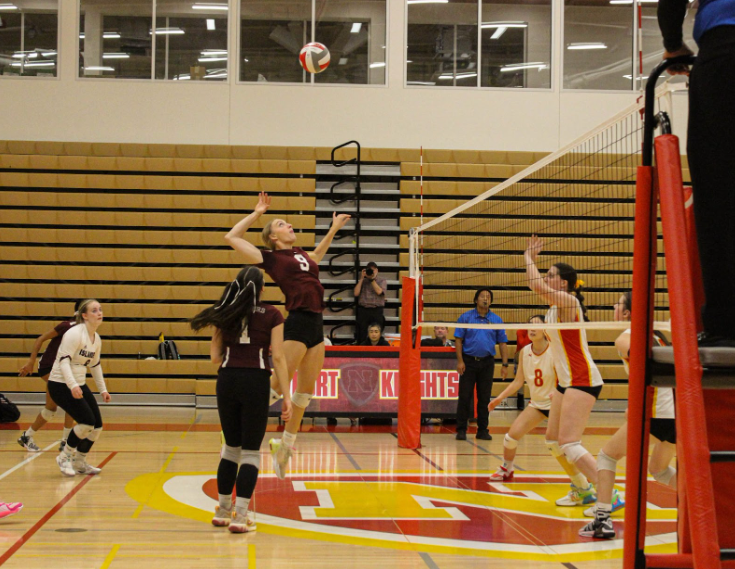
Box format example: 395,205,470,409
0,0,690,152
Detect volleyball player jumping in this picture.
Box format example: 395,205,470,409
525,235,602,506
225,192,350,478
191,266,292,533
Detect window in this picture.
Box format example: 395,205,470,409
406,0,551,89
563,0,633,90
0,0,58,78
240,0,387,84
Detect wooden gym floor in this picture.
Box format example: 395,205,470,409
0,407,676,569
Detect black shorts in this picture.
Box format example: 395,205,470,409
556,384,603,399
529,407,550,418
284,310,324,349
650,418,676,444
38,366,52,378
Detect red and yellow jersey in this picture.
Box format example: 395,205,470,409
618,329,674,419
520,343,557,411
545,303,603,388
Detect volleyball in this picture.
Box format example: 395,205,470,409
299,42,330,74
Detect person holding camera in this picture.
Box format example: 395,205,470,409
353,261,387,344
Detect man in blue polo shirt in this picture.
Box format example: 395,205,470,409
454,288,509,441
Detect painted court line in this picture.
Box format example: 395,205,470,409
100,544,121,569
0,441,58,482
0,452,117,567
328,433,361,471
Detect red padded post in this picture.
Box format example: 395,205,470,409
398,276,421,449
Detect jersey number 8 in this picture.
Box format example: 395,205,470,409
294,254,310,272
534,369,544,387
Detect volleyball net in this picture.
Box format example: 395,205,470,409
407,82,688,335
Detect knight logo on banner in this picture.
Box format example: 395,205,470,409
340,362,380,406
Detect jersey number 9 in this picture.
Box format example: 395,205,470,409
294,254,310,272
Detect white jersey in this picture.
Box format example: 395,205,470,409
49,324,103,389
545,303,603,389
618,329,674,419
520,343,557,411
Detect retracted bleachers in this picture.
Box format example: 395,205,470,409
0,141,319,402
398,150,690,401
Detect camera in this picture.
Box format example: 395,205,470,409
365,267,374,277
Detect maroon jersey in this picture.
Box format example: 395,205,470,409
38,320,77,369
258,247,325,313
220,303,285,370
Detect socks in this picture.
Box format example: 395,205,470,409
218,493,232,511
235,496,251,518
62,427,71,441
502,461,514,471
596,502,612,520
63,444,75,458
282,431,296,448
571,473,589,490
25,427,36,438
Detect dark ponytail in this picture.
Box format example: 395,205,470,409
553,262,589,322
190,266,264,337
622,290,632,313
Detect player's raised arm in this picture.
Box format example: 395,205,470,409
309,212,351,263
525,235,574,309
225,192,271,264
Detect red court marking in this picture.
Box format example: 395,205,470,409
0,452,117,567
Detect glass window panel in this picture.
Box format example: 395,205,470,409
481,0,551,88
0,1,58,78
79,0,153,79
155,1,228,81
240,0,312,83
640,1,694,88
563,0,633,90
313,0,387,85
407,0,478,88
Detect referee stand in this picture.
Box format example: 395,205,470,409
624,56,735,569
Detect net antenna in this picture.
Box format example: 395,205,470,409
410,80,686,335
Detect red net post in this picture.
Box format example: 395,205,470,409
398,276,421,449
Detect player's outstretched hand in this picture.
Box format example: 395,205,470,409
332,212,351,231
255,192,271,215
525,234,544,260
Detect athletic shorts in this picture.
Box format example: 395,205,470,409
284,310,324,349
650,418,676,444
529,406,550,418
556,384,603,399
38,366,52,378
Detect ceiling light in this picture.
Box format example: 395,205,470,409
609,0,658,3
407,0,448,4
243,58,248,62
206,18,215,30
500,62,547,72
192,3,228,10
104,32,120,39
481,21,527,29
12,51,38,59
369,62,386,68
150,27,185,35
42,51,57,57
438,72,478,80
174,74,191,80
567,42,608,50
491,27,506,39
198,56,227,62
351,22,362,34
623,74,650,80
338,57,348,65
103,53,130,59
0,4,18,10
201,49,227,55
84,66,115,72
11,61,55,67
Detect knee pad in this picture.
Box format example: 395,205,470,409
545,440,563,457
41,407,57,421
597,449,618,472
240,449,261,469
73,424,94,439
291,392,313,409
504,433,518,450
87,427,103,442
561,441,589,464
221,444,240,464
651,466,676,485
